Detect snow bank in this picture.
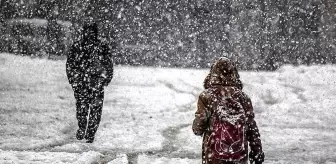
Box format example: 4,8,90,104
137,154,201,164
0,150,103,164
107,154,128,164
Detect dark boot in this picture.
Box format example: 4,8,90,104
85,135,94,143
86,138,94,143
76,129,85,140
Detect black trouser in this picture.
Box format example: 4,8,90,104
74,85,104,140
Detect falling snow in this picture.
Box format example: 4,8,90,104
0,0,336,164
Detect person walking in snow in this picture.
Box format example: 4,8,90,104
66,23,113,143
192,57,264,164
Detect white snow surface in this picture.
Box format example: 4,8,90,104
138,154,201,164
1,53,336,163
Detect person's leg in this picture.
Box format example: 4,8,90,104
74,88,90,140
85,88,104,142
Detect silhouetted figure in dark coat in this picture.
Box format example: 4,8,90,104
66,23,113,143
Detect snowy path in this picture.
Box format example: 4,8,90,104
1,53,336,163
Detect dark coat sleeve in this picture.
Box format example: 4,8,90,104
240,92,265,163
101,44,113,86
66,43,83,88
192,91,211,136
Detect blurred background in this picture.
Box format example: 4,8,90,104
0,0,335,70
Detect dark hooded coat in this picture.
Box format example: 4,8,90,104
65,23,114,142
66,23,113,91
192,58,264,164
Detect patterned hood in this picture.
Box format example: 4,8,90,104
203,57,242,89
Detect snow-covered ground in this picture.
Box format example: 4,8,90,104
1,53,336,164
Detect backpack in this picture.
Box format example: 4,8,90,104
206,88,247,161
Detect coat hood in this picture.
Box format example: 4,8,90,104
203,57,243,89
82,23,98,43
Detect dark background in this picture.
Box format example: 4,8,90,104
0,0,335,70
